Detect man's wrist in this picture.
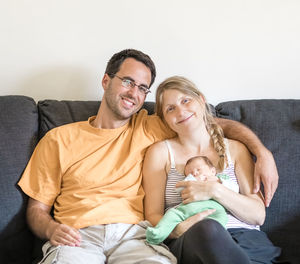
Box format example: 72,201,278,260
255,146,272,161
46,220,59,240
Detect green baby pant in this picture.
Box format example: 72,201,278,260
146,200,227,245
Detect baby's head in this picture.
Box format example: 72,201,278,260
184,156,217,181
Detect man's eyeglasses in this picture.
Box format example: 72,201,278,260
113,75,151,95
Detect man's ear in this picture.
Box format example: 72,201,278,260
102,74,111,91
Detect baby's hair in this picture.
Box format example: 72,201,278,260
186,155,215,169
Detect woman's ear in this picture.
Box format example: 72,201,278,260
199,94,206,105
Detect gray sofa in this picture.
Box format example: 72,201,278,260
0,95,299,263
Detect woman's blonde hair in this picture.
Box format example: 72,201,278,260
155,76,228,170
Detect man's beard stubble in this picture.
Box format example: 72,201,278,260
104,83,141,121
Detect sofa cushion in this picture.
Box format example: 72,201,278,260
37,100,157,137
215,99,300,262
0,96,39,264
38,100,100,139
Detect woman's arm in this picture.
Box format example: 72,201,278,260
143,141,168,226
214,139,266,225
215,117,279,207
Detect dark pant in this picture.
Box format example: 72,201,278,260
228,227,282,264
165,219,282,264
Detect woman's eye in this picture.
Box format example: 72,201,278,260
183,98,190,104
166,107,174,113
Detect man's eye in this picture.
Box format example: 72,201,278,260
123,79,133,87
138,86,147,93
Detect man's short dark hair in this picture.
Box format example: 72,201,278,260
105,49,156,87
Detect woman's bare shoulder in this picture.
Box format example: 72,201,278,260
227,138,250,160
147,140,167,152
144,140,171,173
145,140,169,162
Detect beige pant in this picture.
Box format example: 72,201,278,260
39,221,177,264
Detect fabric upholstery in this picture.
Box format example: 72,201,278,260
37,100,156,137
38,100,101,139
0,96,38,264
216,99,300,263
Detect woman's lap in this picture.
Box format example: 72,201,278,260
165,219,281,264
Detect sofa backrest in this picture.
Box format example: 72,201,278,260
38,100,156,138
215,99,300,262
0,96,39,264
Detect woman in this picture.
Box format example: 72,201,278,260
143,76,281,264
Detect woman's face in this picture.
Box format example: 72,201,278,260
162,89,205,134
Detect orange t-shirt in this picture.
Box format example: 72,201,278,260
18,110,173,229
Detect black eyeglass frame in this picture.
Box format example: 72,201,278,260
112,74,151,95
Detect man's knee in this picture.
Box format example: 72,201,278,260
39,242,105,264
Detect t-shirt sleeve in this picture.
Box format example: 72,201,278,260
18,131,62,206
142,112,175,141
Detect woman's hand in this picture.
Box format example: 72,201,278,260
170,209,216,238
175,180,218,204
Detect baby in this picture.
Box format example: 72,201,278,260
146,155,238,245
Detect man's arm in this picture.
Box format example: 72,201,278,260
215,117,279,207
27,198,81,246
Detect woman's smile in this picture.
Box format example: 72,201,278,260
176,113,195,124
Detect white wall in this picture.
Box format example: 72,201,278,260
0,0,299,105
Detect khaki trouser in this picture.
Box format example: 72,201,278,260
39,221,177,264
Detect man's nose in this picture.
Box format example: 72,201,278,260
126,85,139,97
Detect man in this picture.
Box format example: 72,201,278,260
18,49,278,264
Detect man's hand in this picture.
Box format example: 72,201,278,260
47,222,81,247
170,210,216,238
27,198,81,247
254,150,279,207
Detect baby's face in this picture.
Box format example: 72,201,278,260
185,158,217,181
